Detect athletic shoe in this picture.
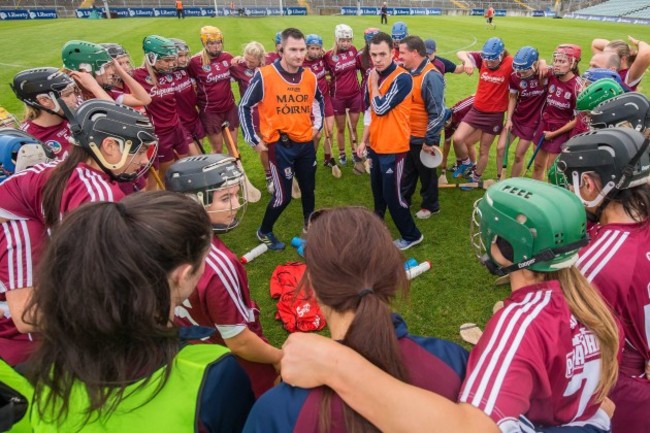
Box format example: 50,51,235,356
339,154,347,165
352,154,362,163
453,161,473,178
449,162,459,173
462,164,477,180
257,229,285,250
393,235,424,251
416,209,440,219
265,177,274,194
323,158,336,168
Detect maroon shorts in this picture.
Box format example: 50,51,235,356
184,117,206,141
610,373,650,433
533,120,570,154
199,105,240,135
332,93,362,115
462,106,504,135
323,94,335,118
157,125,192,162
511,120,538,142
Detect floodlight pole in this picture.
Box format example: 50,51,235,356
279,0,283,15
214,0,218,16
102,0,111,19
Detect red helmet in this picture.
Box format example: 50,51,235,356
555,43,581,63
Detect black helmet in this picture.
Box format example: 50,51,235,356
166,154,247,233
100,43,128,59
10,67,75,115
72,100,158,182
590,92,650,132
169,38,190,53
557,128,650,207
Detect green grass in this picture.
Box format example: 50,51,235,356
1,16,648,348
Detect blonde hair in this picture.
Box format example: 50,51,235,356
243,41,266,66
23,105,41,121
141,58,159,87
548,267,619,401
201,49,211,68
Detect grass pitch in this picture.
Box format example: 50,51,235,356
1,16,648,347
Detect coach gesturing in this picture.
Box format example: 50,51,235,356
239,28,324,250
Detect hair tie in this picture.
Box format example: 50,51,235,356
358,288,374,299
115,202,127,217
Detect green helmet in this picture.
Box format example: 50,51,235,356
61,40,112,75
470,178,587,276
576,78,624,112
547,156,567,188
143,35,177,59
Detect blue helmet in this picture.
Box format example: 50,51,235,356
305,34,323,47
0,128,53,183
391,22,407,41
512,46,539,72
582,68,624,86
364,27,380,44
481,37,505,61
274,31,282,45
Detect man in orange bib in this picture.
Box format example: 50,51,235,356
175,0,184,19
357,32,423,251
398,35,446,220
239,28,325,250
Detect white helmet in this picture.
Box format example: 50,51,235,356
335,24,353,40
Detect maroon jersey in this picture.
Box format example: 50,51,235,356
132,67,181,135
571,111,590,137
171,68,199,125
229,61,258,98
20,120,71,160
0,219,46,365
578,221,650,377
302,57,330,100
188,52,236,113
460,281,606,429
445,95,475,138
509,72,547,128
619,68,641,91
174,237,276,397
0,162,123,224
356,51,372,107
324,47,361,99
541,73,582,127
265,52,280,65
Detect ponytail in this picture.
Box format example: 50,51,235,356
549,267,619,400
302,207,409,433
41,146,90,230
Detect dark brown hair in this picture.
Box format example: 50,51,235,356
303,206,409,433
399,35,426,58
41,145,91,229
587,172,650,221
26,191,212,427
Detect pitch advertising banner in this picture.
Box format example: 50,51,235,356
0,9,57,20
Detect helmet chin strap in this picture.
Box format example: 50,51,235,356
570,171,615,208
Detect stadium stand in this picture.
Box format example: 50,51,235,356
573,0,650,17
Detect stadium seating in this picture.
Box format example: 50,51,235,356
626,6,650,18
573,0,649,17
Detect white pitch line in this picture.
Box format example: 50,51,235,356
439,36,478,55
0,62,26,68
